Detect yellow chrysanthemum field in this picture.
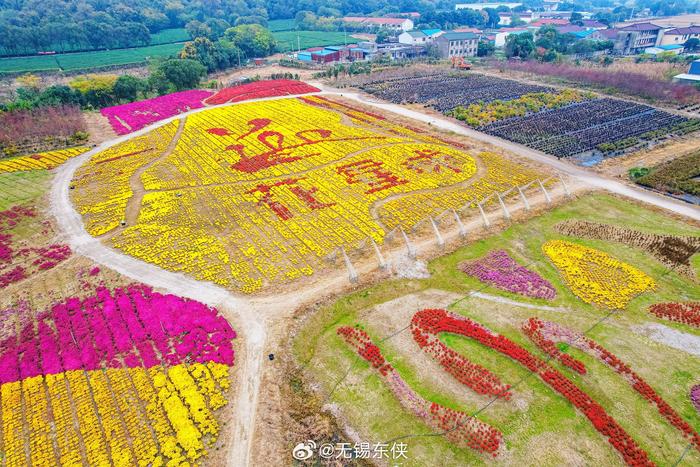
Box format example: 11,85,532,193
72,96,545,293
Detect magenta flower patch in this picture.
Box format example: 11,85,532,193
692,385,700,414
459,250,556,300
0,284,236,383
101,90,214,135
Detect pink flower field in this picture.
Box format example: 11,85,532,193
459,250,557,300
101,89,214,135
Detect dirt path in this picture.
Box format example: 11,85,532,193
468,291,567,312
124,117,186,226
47,85,700,467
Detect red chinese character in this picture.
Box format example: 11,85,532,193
206,118,384,173
402,149,462,174
336,159,408,194
246,178,334,220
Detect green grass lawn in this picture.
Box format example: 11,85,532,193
273,30,354,53
293,193,700,466
0,42,184,73
0,170,51,210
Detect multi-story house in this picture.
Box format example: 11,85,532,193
660,26,700,47
435,31,479,58
614,23,663,55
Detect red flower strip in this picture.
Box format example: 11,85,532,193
648,302,700,328
337,326,503,455
523,317,700,453
413,309,653,466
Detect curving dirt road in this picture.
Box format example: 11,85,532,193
48,85,699,467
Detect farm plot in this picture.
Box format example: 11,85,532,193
272,30,351,53
482,98,692,158
361,73,699,161
72,95,546,294
0,204,72,289
204,79,319,105
635,150,700,203
0,284,237,467
0,171,51,210
0,147,89,174
0,105,87,157
295,193,700,466
362,73,553,113
0,43,184,74
99,80,320,135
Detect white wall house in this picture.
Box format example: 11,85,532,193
399,30,429,45
498,12,534,26
494,28,529,47
660,27,700,46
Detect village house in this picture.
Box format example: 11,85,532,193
435,31,479,58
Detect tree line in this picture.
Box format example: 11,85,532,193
1,59,210,112
505,26,614,62
0,0,274,56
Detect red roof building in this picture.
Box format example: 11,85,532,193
530,19,570,28
454,27,482,34
580,20,607,30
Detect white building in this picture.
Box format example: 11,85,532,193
343,16,414,32
455,2,522,11
645,45,684,56
494,28,529,47
398,30,429,45
498,12,534,25
543,0,562,11
660,26,700,46
674,59,700,83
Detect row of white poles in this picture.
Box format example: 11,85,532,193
339,176,572,283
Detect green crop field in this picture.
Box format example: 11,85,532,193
273,30,355,52
0,28,189,60
0,42,184,73
150,28,190,45
268,19,296,32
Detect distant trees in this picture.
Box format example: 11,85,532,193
415,9,487,30
0,0,273,56
376,29,392,44
180,37,242,72
224,25,276,59
0,21,151,55
478,41,496,57
294,11,343,31
685,38,700,52
185,20,232,41
505,32,536,59
570,12,584,26
484,9,501,29
158,59,207,91
179,21,276,72
1,58,210,112
113,75,144,102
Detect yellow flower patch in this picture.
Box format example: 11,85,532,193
543,240,656,309
73,97,544,293
72,121,178,236
0,147,89,174
1,363,231,466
